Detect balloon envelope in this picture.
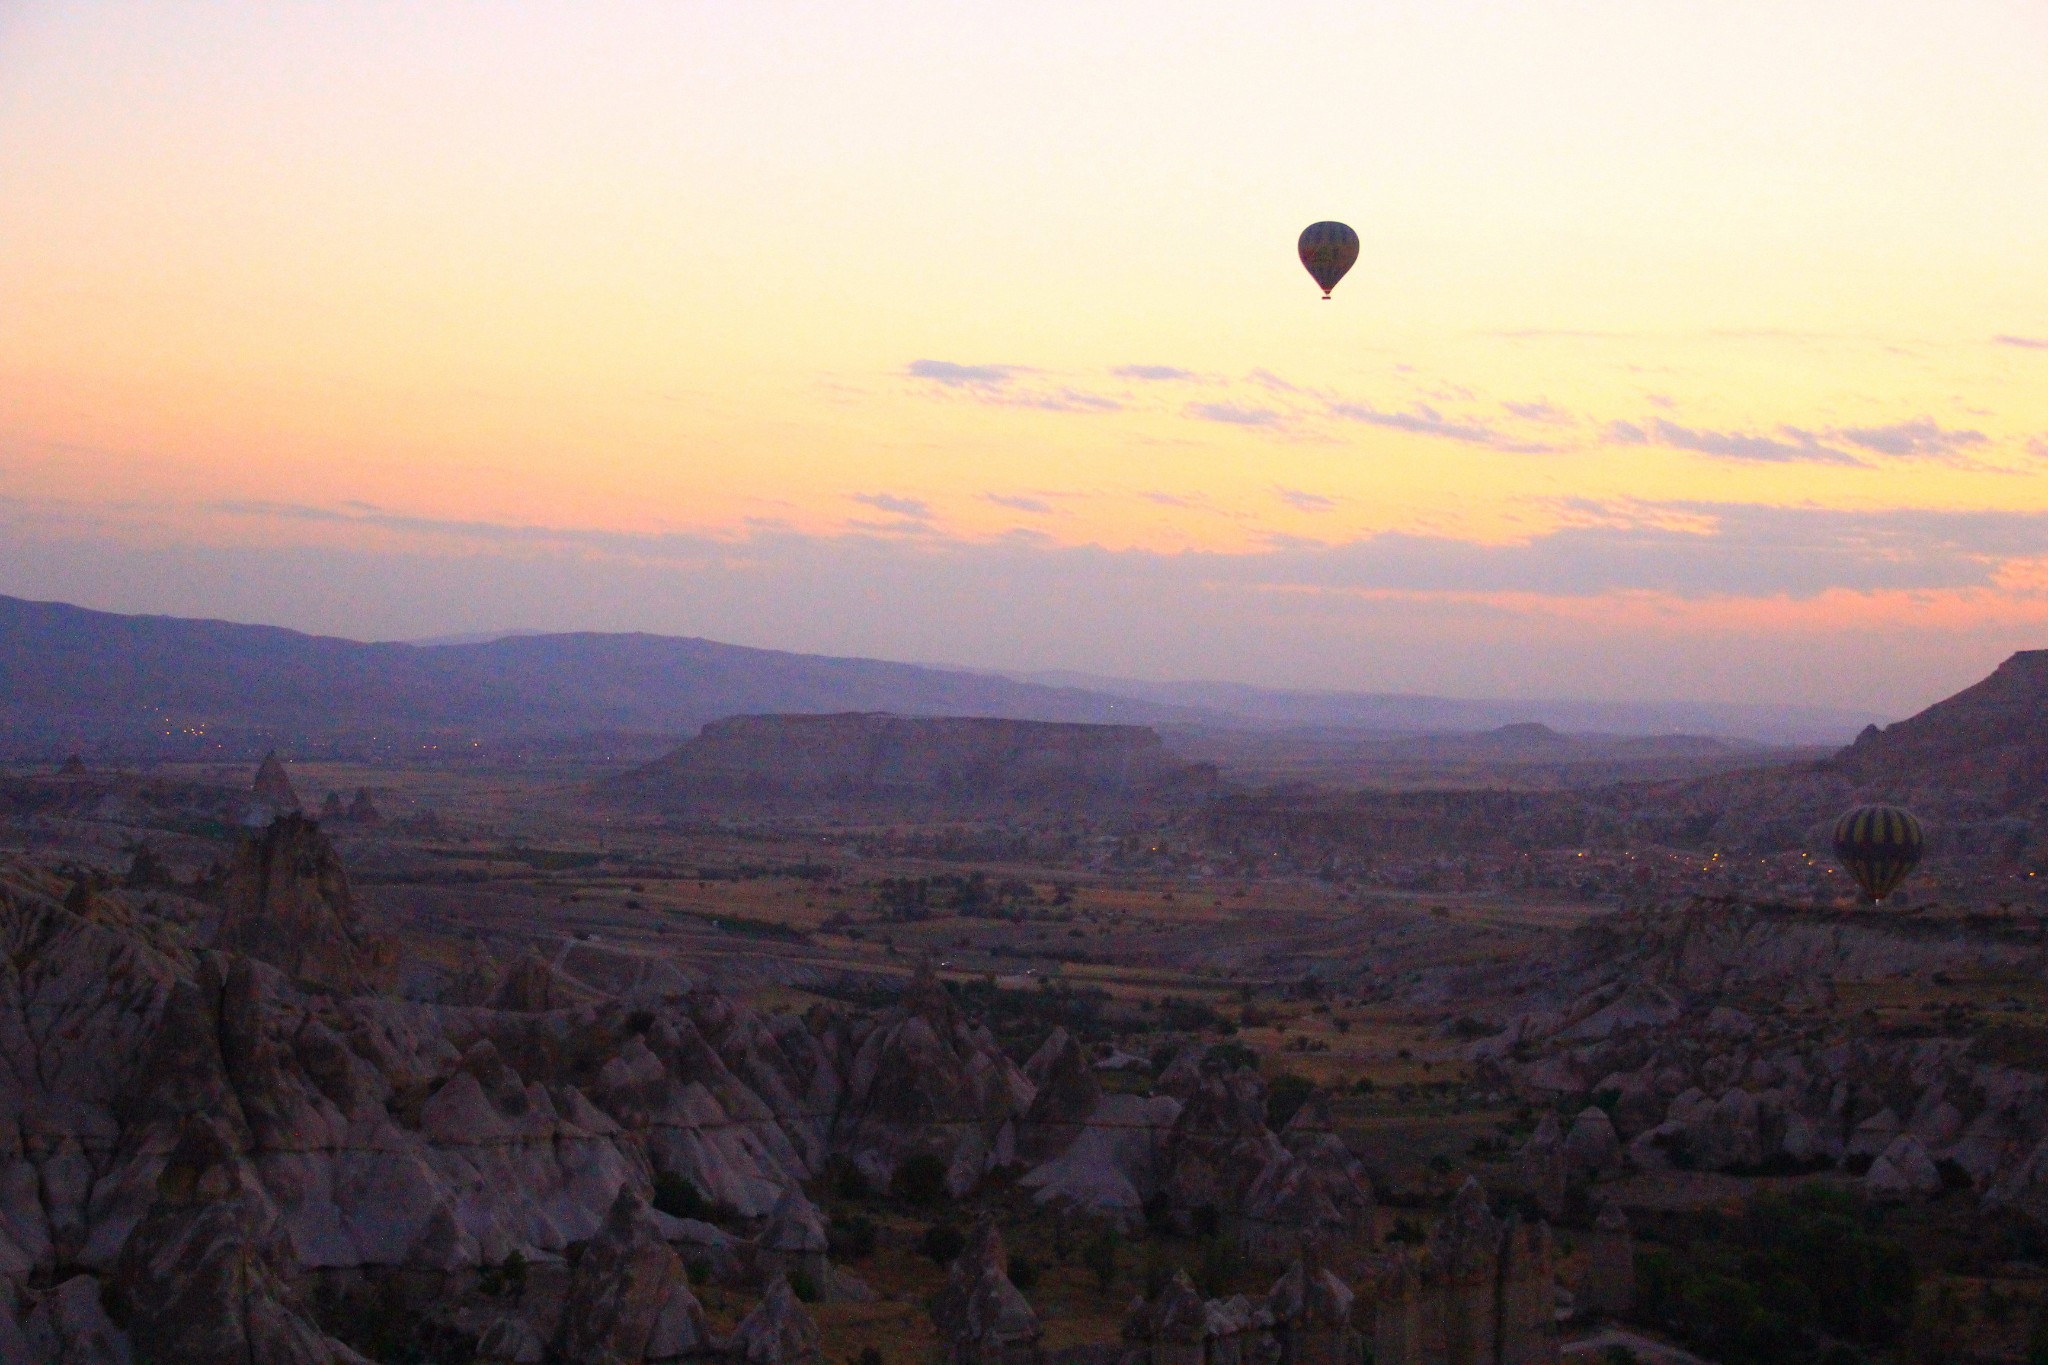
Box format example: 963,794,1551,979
1298,221,1359,298
1832,804,1924,903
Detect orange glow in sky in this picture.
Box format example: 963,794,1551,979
2,2,2045,711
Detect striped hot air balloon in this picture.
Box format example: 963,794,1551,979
1832,804,1924,903
1298,221,1359,299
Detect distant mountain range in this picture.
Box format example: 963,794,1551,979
0,594,1883,760
1002,670,1879,745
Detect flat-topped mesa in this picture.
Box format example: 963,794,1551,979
609,712,1216,814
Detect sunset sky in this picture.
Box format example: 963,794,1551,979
3,2,2045,715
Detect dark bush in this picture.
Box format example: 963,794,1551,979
1008,1253,1039,1292
1266,1072,1317,1130
920,1222,967,1266
829,1213,878,1261
894,1153,950,1206
1083,1225,1121,1292
832,1162,873,1201
790,1268,819,1303
1636,1186,1916,1365
652,1172,711,1221
1194,1235,1242,1298
1204,1042,1259,1074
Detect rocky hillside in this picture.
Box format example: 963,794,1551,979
1459,899,2048,1218
0,816,1349,1361
0,595,1209,760
608,713,1219,814
1620,647,2048,856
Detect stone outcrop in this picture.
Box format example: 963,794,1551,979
1561,1107,1620,1180
1266,1246,1357,1365
555,1187,709,1364
931,1218,1042,1365
1119,1252,1363,1365
1153,1069,1285,1232
112,1114,369,1364
755,1186,829,1290
1018,1090,1182,1221
211,813,380,995
726,1273,821,1365
832,960,1034,1194
1349,1181,1558,1365
1578,1203,1633,1318
253,749,302,809
1018,1028,1102,1164
23,1275,133,1364
1516,1114,1564,1218
1241,1093,1375,1260
1865,1134,1942,1200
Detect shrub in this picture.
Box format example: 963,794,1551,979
790,1268,819,1303
1205,1042,1259,1074
652,1173,711,1221
920,1222,967,1266
477,1248,528,1297
1008,1253,1039,1292
1082,1225,1122,1292
1266,1073,1317,1130
1194,1236,1242,1298
1637,1186,1916,1364
832,1162,873,1202
829,1213,878,1261
895,1153,950,1206
854,1350,884,1365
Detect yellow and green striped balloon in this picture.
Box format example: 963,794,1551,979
1832,804,1924,903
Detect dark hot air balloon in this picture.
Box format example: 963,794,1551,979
1298,221,1358,299
1832,804,1924,903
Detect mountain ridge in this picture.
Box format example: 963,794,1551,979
0,593,1911,759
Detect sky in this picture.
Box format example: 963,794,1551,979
2,1,2046,717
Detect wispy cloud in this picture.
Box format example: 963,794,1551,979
1186,401,1283,427
196,494,2048,602
1330,402,1557,453
845,518,937,537
1609,419,1862,466
1502,399,1570,424
907,359,1016,387
1836,419,1986,458
1994,335,2048,350
1113,364,1195,382
852,492,930,518
906,359,1119,412
985,493,1053,513
1029,389,1123,413
1277,488,1337,512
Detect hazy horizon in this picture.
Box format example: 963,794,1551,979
4,2,2045,714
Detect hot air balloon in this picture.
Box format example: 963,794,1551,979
1298,221,1358,299
1832,804,1924,903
